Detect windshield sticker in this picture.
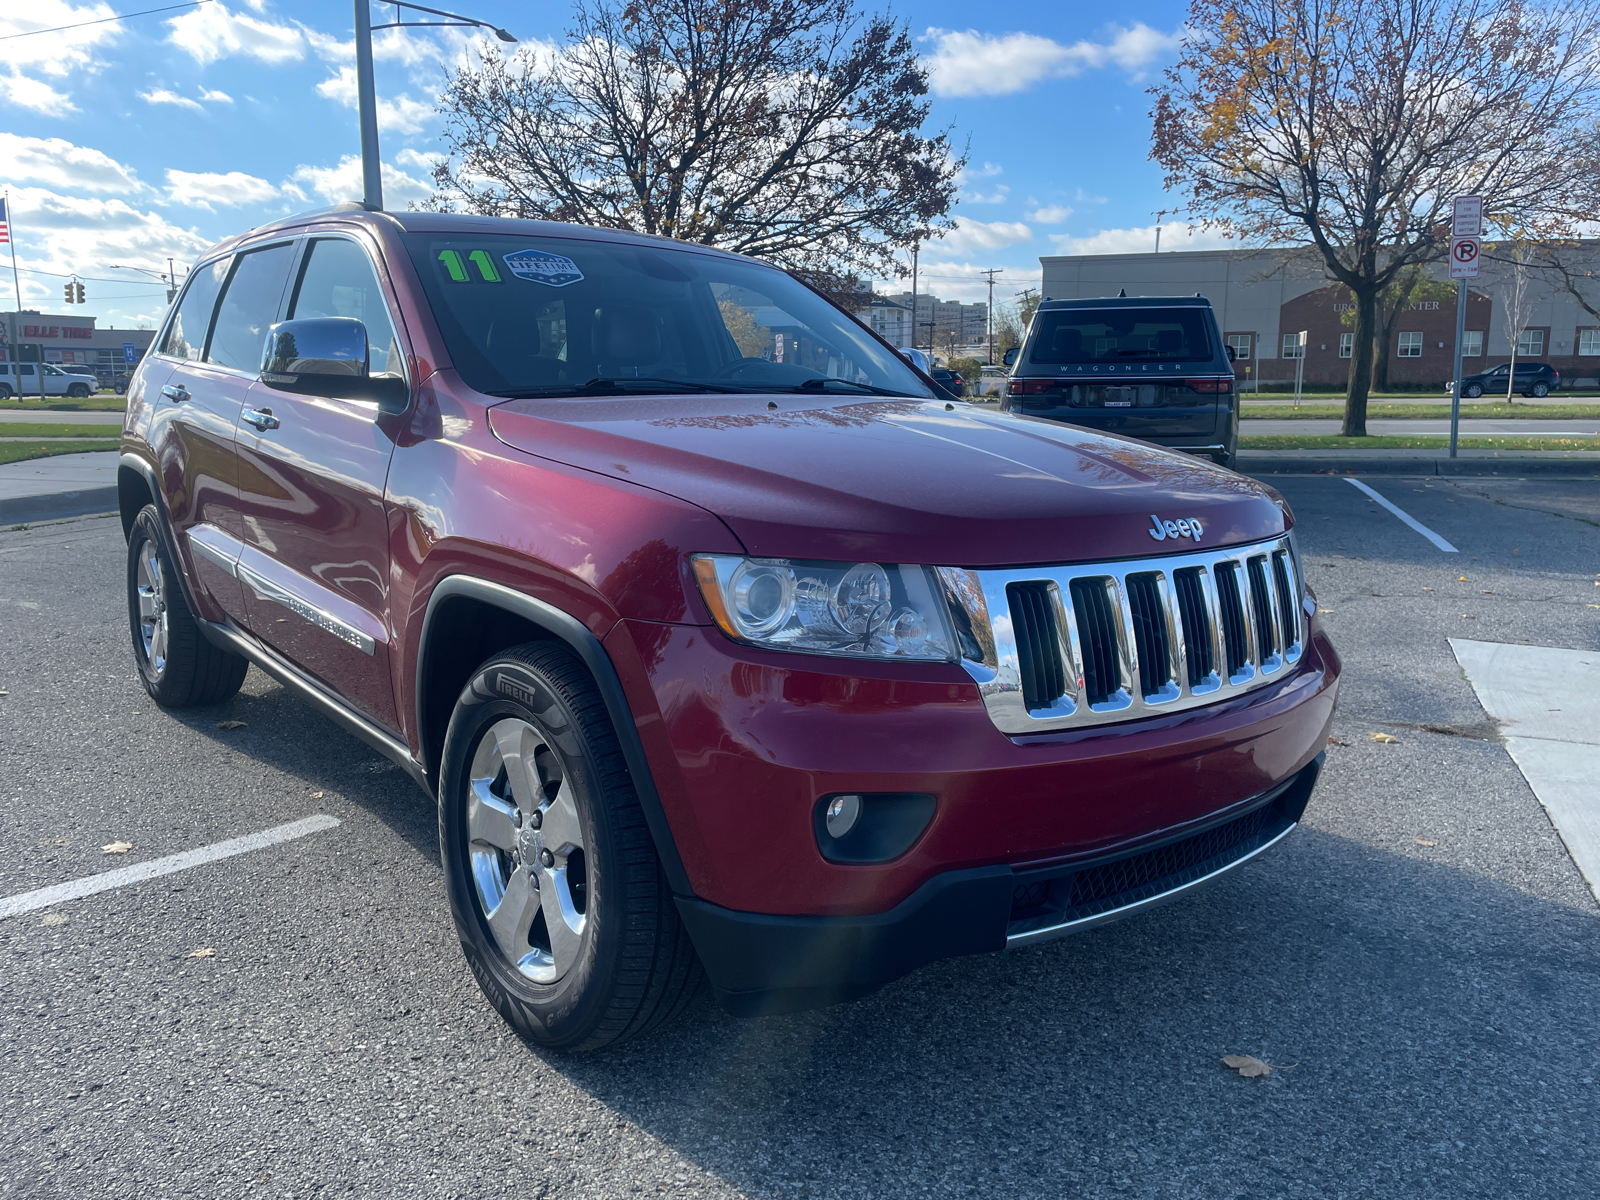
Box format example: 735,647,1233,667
502,249,584,287
437,249,503,283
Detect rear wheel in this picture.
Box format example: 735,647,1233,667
1532,382,1550,397
126,505,249,707
439,642,701,1051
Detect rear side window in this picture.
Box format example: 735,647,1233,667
289,238,403,378
1027,308,1213,365
162,258,230,361
207,243,297,371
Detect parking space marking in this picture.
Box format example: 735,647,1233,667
1344,478,1459,552
0,814,341,920
1452,638,1600,905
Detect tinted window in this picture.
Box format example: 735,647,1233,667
289,238,402,378
162,258,229,361
403,233,929,399
207,243,296,372
1027,308,1213,365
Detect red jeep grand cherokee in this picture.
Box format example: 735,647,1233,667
117,209,1339,1050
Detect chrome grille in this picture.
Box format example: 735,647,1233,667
937,534,1306,735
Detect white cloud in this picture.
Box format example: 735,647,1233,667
141,88,204,112
0,134,146,194
923,24,1182,97
931,219,1034,255
395,148,443,172
165,169,280,210
1048,223,1235,255
200,88,234,103
1028,205,1073,224
3,72,78,113
287,155,433,207
889,262,1044,304
1,1,123,111
1075,187,1109,204
164,2,305,65
316,65,435,135
965,184,1010,205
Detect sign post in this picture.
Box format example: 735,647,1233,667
1448,197,1483,458
1293,331,1307,408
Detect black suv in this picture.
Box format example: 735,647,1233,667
1003,295,1238,467
1455,361,1560,398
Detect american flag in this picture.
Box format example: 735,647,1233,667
0,197,9,245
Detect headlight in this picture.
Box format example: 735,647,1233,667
691,555,956,662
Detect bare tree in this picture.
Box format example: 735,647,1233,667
1151,0,1600,435
1495,245,1538,402
430,0,962,282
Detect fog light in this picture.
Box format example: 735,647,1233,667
825,793,862,838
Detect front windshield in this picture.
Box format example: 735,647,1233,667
403,231,931,399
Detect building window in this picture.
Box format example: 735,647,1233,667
1398,332,1423,357
1580,329,1600,356
1226,333,1252,360
1462,330,1483,357
1517,328,1544,357
1338,333,1353,358
1281,333,1305,359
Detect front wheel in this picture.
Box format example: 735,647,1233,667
67,384,90,398
126,505,249,706
439,642,701,1051
1464,383,1483,399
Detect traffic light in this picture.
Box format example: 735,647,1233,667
64,282,74,305
74,282,85,304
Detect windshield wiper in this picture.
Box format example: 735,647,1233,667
791,378,919,398
582,377,744,393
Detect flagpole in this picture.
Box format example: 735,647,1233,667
4,192,23,399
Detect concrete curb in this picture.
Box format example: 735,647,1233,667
0,488,119,525
1239,455,1600,478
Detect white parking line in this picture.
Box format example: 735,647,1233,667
1345,478,1459,552
0,814,341,920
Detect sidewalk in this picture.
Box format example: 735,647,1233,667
0,450,120,523
1239,447,1600,477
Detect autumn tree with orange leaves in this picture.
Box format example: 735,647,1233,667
1151,0,1600,435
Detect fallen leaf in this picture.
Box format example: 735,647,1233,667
101,841,134,855
1327,736,1350,747
41,913,69,927
310,791,324,799
1459,575,1468,581
1462,614,1475,619
0,690,9,696
1415,837,1437,847
1370,732,1399,744
216,720,247,730
1222,1054,1272,1078
1422,587,1433,591
1479,590,1493,594
188,947,215,959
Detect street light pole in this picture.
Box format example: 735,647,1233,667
355,1,517,212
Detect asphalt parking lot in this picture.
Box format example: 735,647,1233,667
2,475,1597,1199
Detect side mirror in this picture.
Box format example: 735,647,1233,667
261,317,408,413
1225,345,1237,362
1002,347,1018,367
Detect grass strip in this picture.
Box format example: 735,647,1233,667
0,440,119,466
1241,402,1600,420
1240,434,1600,451
0,396,128,413
0,423,122,438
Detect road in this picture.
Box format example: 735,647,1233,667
1,479,1597,1199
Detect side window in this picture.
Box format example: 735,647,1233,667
162,257,230,361
289,239,402,378
207,243,297,372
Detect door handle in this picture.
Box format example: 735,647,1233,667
242,407,280,432
161,384,189,403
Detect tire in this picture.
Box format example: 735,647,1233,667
68,384,90,398
126,505,249,707
439,642,702,1052
1211,449,1236,469
1464,383,1482,398
1532,382,1550,397
0,384,11,400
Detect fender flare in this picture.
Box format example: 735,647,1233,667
418,575,694,897
118,452,206,620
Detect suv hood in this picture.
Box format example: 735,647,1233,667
487,393,1285,567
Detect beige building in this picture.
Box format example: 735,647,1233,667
1039,244,1600,389
2,310,157,388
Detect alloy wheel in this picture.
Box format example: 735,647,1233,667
466,717,589,983
134,536,169,676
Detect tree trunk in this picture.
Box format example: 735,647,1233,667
1342,287,1378,436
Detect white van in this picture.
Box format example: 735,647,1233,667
0,362,98,399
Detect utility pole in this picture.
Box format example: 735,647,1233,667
909,244,919,350
981,268,1001,365
356,2,516,211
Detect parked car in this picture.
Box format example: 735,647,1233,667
1453,361,1559,398
0,361,97,399
930,367,965,395
1001,295,1239,468
117,209,1339,1051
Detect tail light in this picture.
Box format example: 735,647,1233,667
1185,377,1234,394
1008,379,1060,395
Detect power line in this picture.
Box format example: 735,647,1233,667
0,1,211,42
12,264,171,286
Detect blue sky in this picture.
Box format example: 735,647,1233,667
0,0,1224,328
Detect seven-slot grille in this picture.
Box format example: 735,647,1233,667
938,535,1305,735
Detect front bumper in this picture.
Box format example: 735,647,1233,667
679,756,1321,1015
